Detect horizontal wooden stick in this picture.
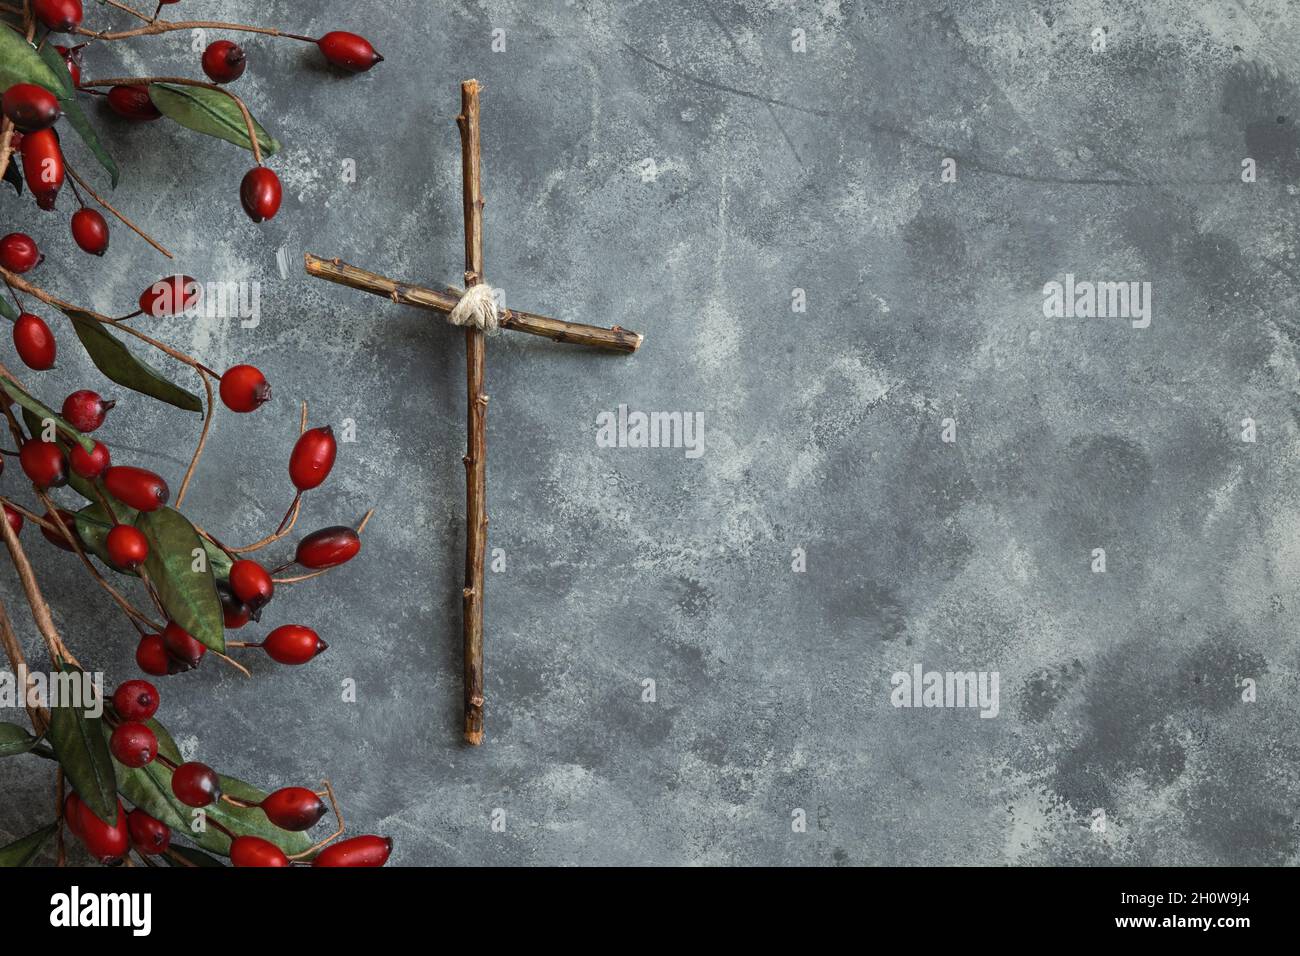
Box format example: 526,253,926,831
304,253,643,354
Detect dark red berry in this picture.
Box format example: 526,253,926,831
54,44,83,88
109,720,157,767
127,809,170,854
239,166,281,223
289,426,336,491
138,275,200,317
217,581,252,629
135,633,169,676
317,32,383,72
33,0,83,33
63,792,83,838
201,40,247,84
3,503,23,536
106,84,161,122
61,389,115,432
230,835,289,867
13,312,56,369
19,440,66,488
294,526,361,570
105,523,149,569
111,679,159,720
75,797,128,863
162,620,206,670
19,128,64,209
262,624,327,665
0,233,42,272
260,786,327,831
171,761,221,808
39,508,78,551
70,207,109,255
228,559,273,611
69,439,110,479
219,364,270,412
1,83,60,132
312,835,393,867
103,465,169,512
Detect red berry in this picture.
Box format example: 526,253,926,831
171,761,221,808
230,835,289,867
138,275,200,317
19,128,64,210
109,720,157,767
239,166,281,223
61,389,115,432
288,426,336,491
294,526,361,570
70,207,109,255
1,83,60,132
312,835,393,867
75,797,128,864
111,679,159,720
69,439,110,479
18,440,66,488
13,312,56,369
262,624,327,665
228,559,273,611
260,787,327,831
217,582,252,629
63,792,83,838
317,32,384,73
127,809,170,854
54,45,83,88
3,503,23,536
106,84,161,122
39,508,79,551
219,364,270,413
0,232,42,272
103,465,169,511
33,0,82,32
135,633,169,676
162,620,206,670
202,40,247,84
105,523,149,569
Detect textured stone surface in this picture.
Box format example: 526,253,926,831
3,0,1300,865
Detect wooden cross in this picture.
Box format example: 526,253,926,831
304,80,642,745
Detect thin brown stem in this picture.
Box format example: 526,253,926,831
227,402,307,552
0,592,50,735
77,18,316,43
0,118,16,196
1,510,78,668
288,780,344,860
65,162,173,258
101,0,153,23
175,367,214,507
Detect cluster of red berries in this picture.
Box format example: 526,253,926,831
61,677,392,866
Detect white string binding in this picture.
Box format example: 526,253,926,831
447,283,500,333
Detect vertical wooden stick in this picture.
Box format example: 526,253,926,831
457,80,488,745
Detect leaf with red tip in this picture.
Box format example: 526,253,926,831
135,507,225,653
59,306,202,413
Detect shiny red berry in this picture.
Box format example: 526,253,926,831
109,720,157,767
33,0,82,32
1,83,60,132
262,624,327,665
260,786,327,831
19,440,66,488
294,526,361,570
239,166,281,223
69,439,110,479
63,792,83,838
312,835,393,867
162,620,205,670
3,503,23,536
127,809,170,854
135,633,169,676
0,232,42,272
138,275,200,317
105,523,149,569
111,679,159,720
13,312,56,369
54,44,83,88
230,835,289,867
317,32,384,72
217,582,252,629
219,364,270,412
289,426,336,491
171,761,221,808
39,508,79,551
62,389,115,432
228,559,273,611
75,797,128,863
20,128,64,210
103,465,169,512
71,207,109,255
202,40,247,84
107,84,161,122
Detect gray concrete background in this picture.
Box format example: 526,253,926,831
4,0,1300,865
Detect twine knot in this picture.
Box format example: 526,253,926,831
448,282,500,332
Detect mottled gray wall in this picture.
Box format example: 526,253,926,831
4,0,1300,865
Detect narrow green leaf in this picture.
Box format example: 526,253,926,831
135,507,224,652
0,822,57,866
0,295,17,321
60,307,202,413
48,663,117,825
35,43,119,188
0,26,66,95
148,83,280,157
0,375,95,452
0,721,40,757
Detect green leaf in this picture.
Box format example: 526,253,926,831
0,722,40,757
0,375,96,452
0,26,66,96
167,844,225,867
0,295,17,321
60,307,202,413
135,507,224,652
35,42,119,188
48,663,117,825
0,822,57,867
148,83,280,157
